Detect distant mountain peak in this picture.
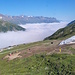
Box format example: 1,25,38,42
0,13,59,24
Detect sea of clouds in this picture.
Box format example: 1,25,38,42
0,22,68,49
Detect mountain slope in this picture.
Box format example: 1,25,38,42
0,20,25,32
0,14,59,24
44,20,75,40
0,40,75,75
67,20,75,26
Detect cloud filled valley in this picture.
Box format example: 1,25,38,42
0,22,68,49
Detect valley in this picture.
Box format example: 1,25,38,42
0,22,67,49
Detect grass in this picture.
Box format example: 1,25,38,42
44,20,75,40
0,53,75,75
0,40,55,54
0,40,75,75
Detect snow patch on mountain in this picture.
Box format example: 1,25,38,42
59,36,75,45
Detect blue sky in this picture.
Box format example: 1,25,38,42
0,0,75,21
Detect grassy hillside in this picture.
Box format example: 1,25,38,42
0,20,25,32
44,20,75,40
0,40,75,75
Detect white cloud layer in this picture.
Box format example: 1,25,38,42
0,22,68,49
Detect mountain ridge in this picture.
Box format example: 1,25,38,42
0,14,59,24
0,20,25,32
44,20,75,40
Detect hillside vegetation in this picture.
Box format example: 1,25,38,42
0,40,75,75
44,20,75,40
0,20,25,32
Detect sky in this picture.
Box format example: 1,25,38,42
0,0,75,21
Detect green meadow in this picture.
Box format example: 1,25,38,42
0,40,75,75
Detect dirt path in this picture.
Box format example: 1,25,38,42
20,42,75,57
4,52,22,60
4,40,75,60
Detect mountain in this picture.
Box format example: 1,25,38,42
0,20,25,32
44,20,75,40
67,20,75,26
0,14,59,24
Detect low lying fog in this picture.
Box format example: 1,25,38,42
0,22,68,49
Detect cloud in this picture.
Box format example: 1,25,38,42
0,22,68,49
